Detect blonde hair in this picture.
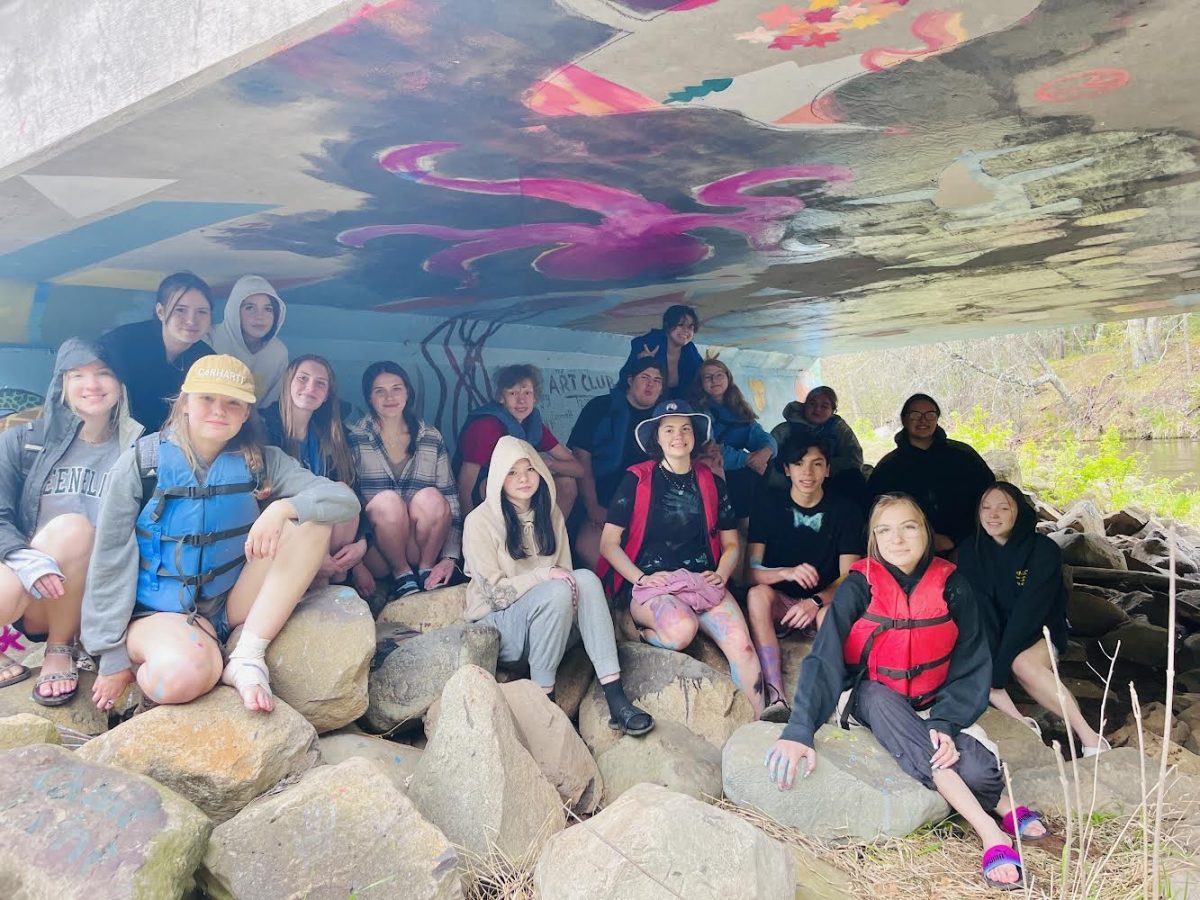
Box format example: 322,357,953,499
865,493,934,567
164,391,269,492
61,376,120,438
279,354,356,485
689,357,758,423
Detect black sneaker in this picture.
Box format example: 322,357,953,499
387,572,421,602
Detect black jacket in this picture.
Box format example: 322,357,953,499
867,427,994,546
99,319,213,431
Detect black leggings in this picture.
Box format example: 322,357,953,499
852,679,1003,810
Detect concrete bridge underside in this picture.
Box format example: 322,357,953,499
2,0,1197,435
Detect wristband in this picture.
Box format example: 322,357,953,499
636,573,647,585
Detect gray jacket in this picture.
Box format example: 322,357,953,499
0,338,143,561
82,440,361,675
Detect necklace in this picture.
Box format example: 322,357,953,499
658,461,693,492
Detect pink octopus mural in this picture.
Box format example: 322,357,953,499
336,142,852,285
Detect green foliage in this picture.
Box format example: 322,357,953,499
1018,425,1200,525
944,406,1013,453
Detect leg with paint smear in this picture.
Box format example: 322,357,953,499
628,592,699,650
126,613,224,704
747,584,784,697
223,519,332,712
698,593,765,715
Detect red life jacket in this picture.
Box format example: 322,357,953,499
842,557,959,709
598,459,722,595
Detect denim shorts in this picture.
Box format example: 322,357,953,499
131,599,232,644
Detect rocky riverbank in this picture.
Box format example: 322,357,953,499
2,495,1199,898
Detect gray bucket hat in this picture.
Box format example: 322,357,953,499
634,399,712,454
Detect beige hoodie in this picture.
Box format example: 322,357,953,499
463,436,571,621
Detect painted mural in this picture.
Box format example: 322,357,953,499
0,0,1199,370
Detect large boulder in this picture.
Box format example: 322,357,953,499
0,744,211,900
722,722,950,841
0,666,107,736
0,712,60,751
228,585,374,734
595,720,722,806
365,623,499,733
1130,532,1200,576
1009,747,1200,816
781,636,815,700
408,665,564,861
77,686,319,823
200,757,462,900
317,731,422,791
377,584,467,632
975,709,1057,772
1098,619,1171,668
552,644,594,720
1066,586,1130,637
532,782,794,899
498,679,603,815
1056,500,1105,536
982,449,1022,488
1052,532,1127,570
578,643,754,757
1105,507,1151,537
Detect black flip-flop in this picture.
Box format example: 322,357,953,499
608,702,655,737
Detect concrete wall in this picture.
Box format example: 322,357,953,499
0,0,375,177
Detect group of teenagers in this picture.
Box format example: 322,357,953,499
0,282,1110,888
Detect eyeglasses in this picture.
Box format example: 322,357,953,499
905,410,939,423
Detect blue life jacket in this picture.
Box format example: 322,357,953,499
453,401,545,470
588,388,632,478
134,436,260,614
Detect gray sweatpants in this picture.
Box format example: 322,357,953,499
482,569,620,688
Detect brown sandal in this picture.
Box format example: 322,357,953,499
0,651,31,689
32,644,78,707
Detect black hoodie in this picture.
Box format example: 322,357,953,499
957,491,1069,689
866,426,994,546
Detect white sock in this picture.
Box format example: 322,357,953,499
229,629,270,662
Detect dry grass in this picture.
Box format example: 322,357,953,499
718,801,1187,900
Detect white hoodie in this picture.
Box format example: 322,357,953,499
209,275,289,404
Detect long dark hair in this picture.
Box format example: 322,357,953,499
362,360,420,457
280,354,356,484
155,271,213,317
689,358,757,423
500,478,557,560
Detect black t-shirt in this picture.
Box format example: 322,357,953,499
748,489,865,594
567,394,656,505
607,465,738,574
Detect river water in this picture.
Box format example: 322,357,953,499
1127,438,1199,489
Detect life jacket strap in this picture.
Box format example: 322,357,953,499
860,611,953,630
136,523,252,547
139,554,245,587
873,650,955,681
147,480,258,522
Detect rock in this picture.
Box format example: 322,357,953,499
1112,701,1192,746
533,782,794,899
228,585,374,734
1035,499,1064,522
1098,619,1170,668
377,584,467,632
982,449,1021,488
1056,500,1105,536
365,623,499,733
722,722,950,840
682,630,730,675
0,712,60,751
498,679,603,815
0,744,211,900
1130,533,1200,576
200,757,462,900
1067,586,1129,637
1053,532,1127,570
0,666,107,736
976,709,1057,772
77,686,318,823
578,642,754,757
1111,732,1200,776
408,665,564,860
781,635,815,700
1105,507,1151,537
595,720,722,806
1009,747,1200,817
317,730,422,790
1060,675,1107,702
552,644,594,720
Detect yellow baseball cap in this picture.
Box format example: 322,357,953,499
181,355,257,403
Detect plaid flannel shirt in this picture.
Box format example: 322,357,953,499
348,416,462,558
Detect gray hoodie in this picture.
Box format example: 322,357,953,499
0,339,143,585
209,275,289,405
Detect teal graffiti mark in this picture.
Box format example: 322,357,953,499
664,78,734,104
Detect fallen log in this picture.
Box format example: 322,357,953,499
1068,566,1200,593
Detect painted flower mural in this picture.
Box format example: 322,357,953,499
337,141,852,286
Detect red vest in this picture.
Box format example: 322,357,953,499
842,557,959,709
598,460,722,595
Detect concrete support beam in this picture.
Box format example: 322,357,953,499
0,0,385,178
